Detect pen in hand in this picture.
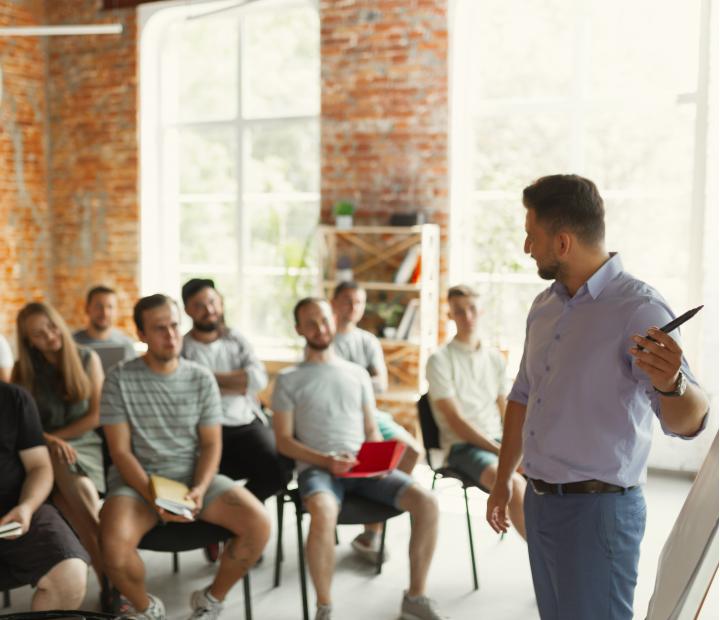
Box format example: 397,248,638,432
635,305,703,351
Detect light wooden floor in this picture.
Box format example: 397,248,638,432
4,468,716,619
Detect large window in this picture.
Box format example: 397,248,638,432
450,0,716,468
141,0,320,353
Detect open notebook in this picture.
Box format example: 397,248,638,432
337,440,406,478
0,521,22,538
149,475,196,520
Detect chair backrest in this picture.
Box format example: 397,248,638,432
417,394,441,470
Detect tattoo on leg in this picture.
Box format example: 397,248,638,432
224,537,253,570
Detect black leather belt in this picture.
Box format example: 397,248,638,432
529,478,636,495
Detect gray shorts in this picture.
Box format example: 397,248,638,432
298,467,414,510
447,442,500,482
106,466,236,514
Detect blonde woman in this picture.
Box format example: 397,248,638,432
12,302,106,599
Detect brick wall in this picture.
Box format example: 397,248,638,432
0,0,50,346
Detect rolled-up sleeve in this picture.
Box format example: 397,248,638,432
508,321,531,406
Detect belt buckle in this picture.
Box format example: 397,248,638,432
530,479,547,496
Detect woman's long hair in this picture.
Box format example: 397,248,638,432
13,302,92,403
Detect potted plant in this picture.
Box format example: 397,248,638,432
334,200,355,229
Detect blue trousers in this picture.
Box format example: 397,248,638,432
524,484,646,620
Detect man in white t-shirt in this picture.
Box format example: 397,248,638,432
427,285,526,539
331,281,423,561
181,279,287,503
272,298,444,620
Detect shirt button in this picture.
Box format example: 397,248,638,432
554,334,560,341
526,462,531,468
545,365,550,372
529,430,535,437
536,398,541,404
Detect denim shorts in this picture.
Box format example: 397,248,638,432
447,441,500,482
298,467,414,510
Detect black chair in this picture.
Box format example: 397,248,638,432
138,520,253,620
273,481,403,620
417,393,490,591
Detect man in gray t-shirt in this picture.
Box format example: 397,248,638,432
73,286,136,368
272,298,444,620
100,294,270,620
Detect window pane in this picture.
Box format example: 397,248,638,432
246,200,319,269
175,127,237,194
179,202,237,266
242,7,320,118
244,120,319,193
161,17,238,122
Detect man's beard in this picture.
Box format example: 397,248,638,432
193,317,223,333
537,260,562,281
90,319,110,332
306,338,331,351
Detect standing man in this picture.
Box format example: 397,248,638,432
181,278,287,502
273,298,444,620
427,285,526,539
74,286,136,361
0,382,89,611
100,295,270,620
487,174,709,620
331,281,423,561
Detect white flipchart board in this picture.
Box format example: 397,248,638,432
646,432,719,620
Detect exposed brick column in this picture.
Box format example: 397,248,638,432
46,1,138,332
320,0,450,328
0,0,51,340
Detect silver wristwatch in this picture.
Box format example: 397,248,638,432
654,371,688,397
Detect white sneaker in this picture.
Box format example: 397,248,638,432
188,587,224,620
125,594,165,620
351,532,389,564
314,604,332,620
400,591,447,620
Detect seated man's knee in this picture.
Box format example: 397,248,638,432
305,493,339,528
402,484,438,517
37,558,87,608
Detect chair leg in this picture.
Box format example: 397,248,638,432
431,472,438,490
273,493,285,588
334,527,339,546
464,487,479,590
243,572,252,620
3,590,9,608
376,521,388,576
295,499,309,620
173,551,179,574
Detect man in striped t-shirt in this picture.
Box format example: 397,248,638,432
99,295,270,620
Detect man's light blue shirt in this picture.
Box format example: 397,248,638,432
508,253,706,487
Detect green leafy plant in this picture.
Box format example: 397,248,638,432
333,200,355,216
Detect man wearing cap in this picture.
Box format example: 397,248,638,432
181,279,287,503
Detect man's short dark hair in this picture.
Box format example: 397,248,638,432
293,297,326,325
86,285,116,306
447,285,479,302
522,174,605,245
181,278,215,305
332,281,361,299
133,294,176,331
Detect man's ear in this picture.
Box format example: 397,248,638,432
555,231,573,258
137,329,147,344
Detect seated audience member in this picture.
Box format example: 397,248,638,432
12,302,108,591
272,298,443,620
181,278,287,501
330,281,423,561
74,285,136,361
0,382,89,611
0,333,13,382
427,286,526,539
100,294,270,620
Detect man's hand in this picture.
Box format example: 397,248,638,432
185,485,206,516
325,453,358,476
45,435,77,465
486,478,512,535
630,327,682,392
156,507,195,524
0,503,33,539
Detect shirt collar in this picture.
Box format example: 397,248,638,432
450,337,482,353
550,252,623,301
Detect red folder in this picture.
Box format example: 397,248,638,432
337,440,406,478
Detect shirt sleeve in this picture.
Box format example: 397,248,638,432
271,372,294,413
100,368,129,425
0,334,13,368
367,335,388,394
360,369,376,410
15,386,44,451
233,333,268,395
426,351,456,401
624,300,706,438
508,323,531,406
197,368,222,427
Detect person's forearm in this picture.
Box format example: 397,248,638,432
449,417,501,454
659,383,709,436
17,465,53,513
193,437,222,491
51,412,99,440
495,400,526,484
215,370,248,395
113,452,153,503
244,363,268,394
276,435,332,469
